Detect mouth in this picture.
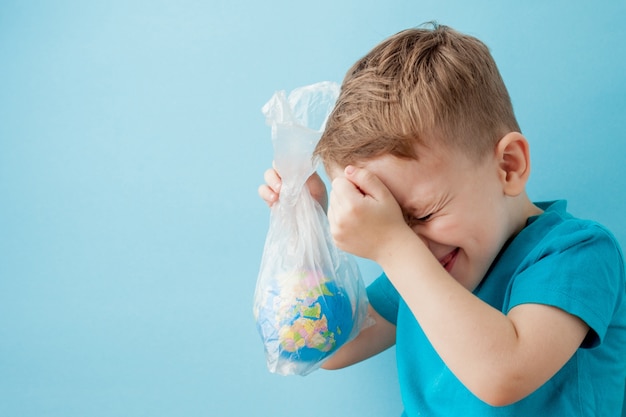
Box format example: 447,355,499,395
438,248,460,272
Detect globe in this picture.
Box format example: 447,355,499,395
255,269,354,373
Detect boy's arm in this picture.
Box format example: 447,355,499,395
329,166,589,406
381,237,588,406
322,305,396,370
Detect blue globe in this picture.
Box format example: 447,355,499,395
255,270,355,374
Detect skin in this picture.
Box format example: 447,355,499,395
258,132,589,406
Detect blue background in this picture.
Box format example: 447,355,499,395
1,1,625,416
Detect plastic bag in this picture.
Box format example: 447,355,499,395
253,81,369,376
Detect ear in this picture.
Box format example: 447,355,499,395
495,132,531,197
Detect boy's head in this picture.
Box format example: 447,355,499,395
314,23,520,169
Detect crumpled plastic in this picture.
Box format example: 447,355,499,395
253,81,370,376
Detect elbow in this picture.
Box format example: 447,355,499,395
465,370,535,407
476,386,530,407
320,355,349,371
479,392,523,408
320,362,341,371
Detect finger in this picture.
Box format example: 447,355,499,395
327,176,366,232
327,177,370,252
263,168,282,193
258,184,278,206
343,165,392,201
330,176,365,207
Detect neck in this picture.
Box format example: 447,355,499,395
509,192,543,236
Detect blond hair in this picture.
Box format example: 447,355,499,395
314,23,520,168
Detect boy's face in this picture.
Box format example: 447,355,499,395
348,147,514,291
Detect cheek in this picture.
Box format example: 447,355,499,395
430,221,457,239
426,215,494,255
418,218,462,246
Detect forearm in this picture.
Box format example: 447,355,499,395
322,305,396,370
377,229,585,405
327,165,588,404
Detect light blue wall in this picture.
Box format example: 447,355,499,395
1,1,624,416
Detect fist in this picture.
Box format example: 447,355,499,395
328,166,407,261
258,166,328,212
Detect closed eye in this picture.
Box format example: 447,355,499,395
417,214,433,222
404,212,433,226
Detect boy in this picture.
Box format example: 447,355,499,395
259,24,626,416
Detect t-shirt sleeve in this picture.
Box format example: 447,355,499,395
507,222,625,347
367,273,400,326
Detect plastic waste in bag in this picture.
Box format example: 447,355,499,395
253,81,369,376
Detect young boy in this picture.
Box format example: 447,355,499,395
259,24,626,416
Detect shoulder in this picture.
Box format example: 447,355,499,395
526,200,624,268
508,201,625,345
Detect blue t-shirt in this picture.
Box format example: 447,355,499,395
368,201,626,416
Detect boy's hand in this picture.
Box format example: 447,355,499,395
258,167,328,212
258,167,283,207
328,165,410,262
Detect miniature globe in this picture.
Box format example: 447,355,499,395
255,269,354,369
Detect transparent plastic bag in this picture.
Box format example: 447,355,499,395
253,81,369,376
